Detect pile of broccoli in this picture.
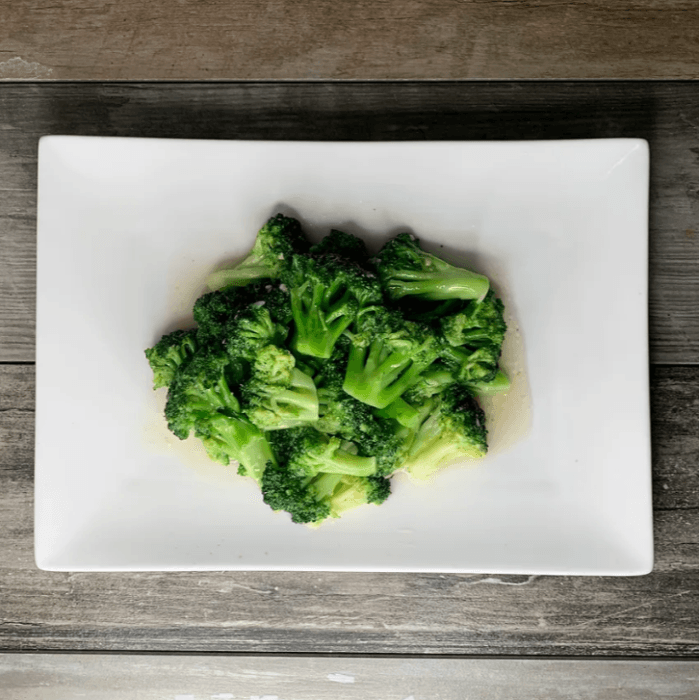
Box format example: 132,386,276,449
145,214,509,526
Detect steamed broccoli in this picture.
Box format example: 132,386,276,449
261,463,390,525
441,342,503,385
163,349,275,483
144,328,199,389
282,252,382,359
440,289,507,347
375,232,490,301
342,307,442,409
241,345,319,430
223,303,289,362
310,228,370,266
147,213,511,527
269,426,378,479
401,384,488,482
206,214,308,289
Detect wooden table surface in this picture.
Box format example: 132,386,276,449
0,81,698,697
1,0,698,81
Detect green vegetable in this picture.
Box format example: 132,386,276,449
206,214,308,289
146,214,511,526
375,232,490,301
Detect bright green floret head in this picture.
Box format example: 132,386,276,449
440,289,507,347
375,232,490,301
206,214,309,289
144,328,199,389
402,383,488,482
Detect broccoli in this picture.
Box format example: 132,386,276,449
144,328,199,389
223,304,288,362
441,342,502,385
342,307,442,409
147,213,511,527
282,252,383,359
261,463,390,525
310,228,370,266
401,384,488,482
241,345,319,430
193,286,247,346
268,426,378,479
439,289,507,347
466,368,511,395
314,348,409,476
375,232,490,301
163,349,275,483
206,214,308,289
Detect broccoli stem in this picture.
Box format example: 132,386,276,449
324,449,378,477
467,369,511,395
289,283,355,358
207,263,272,290
344,341,428,409
374,396,421,429
388,273,489,301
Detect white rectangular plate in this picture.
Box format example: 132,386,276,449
35,136,652,574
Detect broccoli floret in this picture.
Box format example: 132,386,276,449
342,307,442,409
310,228,370,266
223,304,288,362
164,351,242,439
316,473,392,517
241,345,319,430
206,214,308,289
260,462,332,525
440,289,507,347
282,252,383,359
315,358,408,476
144,328,199,389
375,232,490,301
193,286,247,346
401,365,456,404
441,342,502,385
163,349,275,483
269,426,378,479
401,384,488,482
261,465,391,525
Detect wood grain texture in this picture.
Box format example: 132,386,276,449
0,82,697,363
0,654,697,700
0,364,696,655
0,1,697,80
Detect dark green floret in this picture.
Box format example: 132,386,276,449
223,304,288,362
310,228,370,266
376,232,490,301
206,214,309,289
163,349,276,484
144,328,199,389
269,426,378,479
261,462,391,525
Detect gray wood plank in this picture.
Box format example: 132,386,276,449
0,82,697,362
0,364,696,656
0,0,697,81
0,654,697,700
